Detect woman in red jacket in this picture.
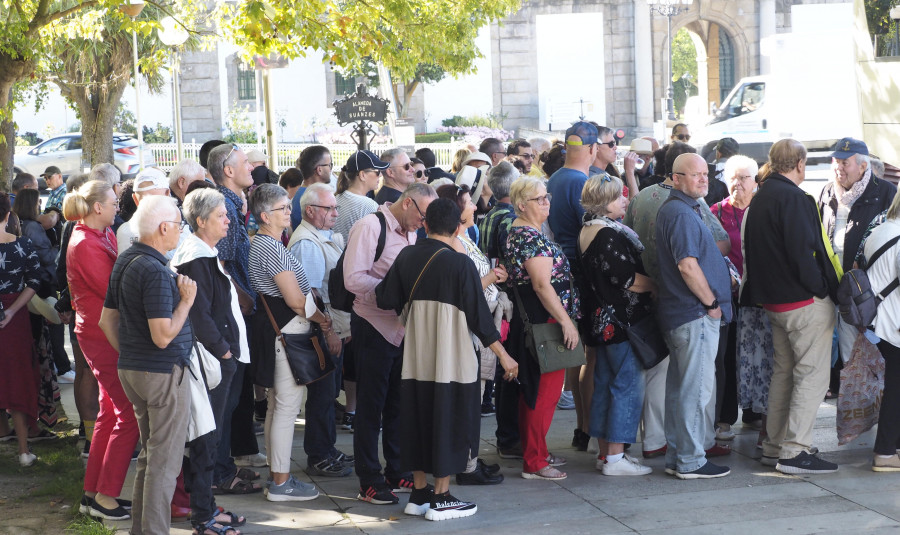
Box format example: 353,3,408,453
64,180,137,521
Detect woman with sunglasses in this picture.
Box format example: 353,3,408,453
504,176,580,480
334,150,389,244
65,180,138,520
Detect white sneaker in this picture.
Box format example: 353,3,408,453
715,423,735,441
234,453,267,467
18,452,36,467
601,454,652,476
57,370,76,384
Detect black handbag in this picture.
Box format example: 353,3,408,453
260,294,335,386
607,306,668,370
510,278,585,374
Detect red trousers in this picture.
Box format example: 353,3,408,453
518,369,565,473
79,330,139,498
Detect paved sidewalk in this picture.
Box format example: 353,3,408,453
59,385,900,534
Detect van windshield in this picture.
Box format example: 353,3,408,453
711,82,765,124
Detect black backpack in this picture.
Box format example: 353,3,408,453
329,212,387,313
837,234,900,328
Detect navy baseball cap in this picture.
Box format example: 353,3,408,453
565,121,599,146
344,150,389,174
831,137,868,159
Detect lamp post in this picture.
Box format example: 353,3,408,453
647,0,693,121
120,0,146,169
159,16,189,161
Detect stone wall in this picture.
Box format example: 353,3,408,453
178,48,223,143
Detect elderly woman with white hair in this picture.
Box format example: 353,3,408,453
711,155,769,442
170,188,250,533
504,176,580,481
577,174,655,477
248,183,333,502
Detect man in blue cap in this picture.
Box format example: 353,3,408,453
817,137,896,365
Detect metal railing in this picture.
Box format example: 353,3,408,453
146,142,467,173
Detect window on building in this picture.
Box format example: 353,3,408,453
237,65,256,101
719,28,735,104
335,71,356,98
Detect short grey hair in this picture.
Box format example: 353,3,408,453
182,188,225,232
871,156,885,178
248,183,288,223
169,159,205,190
380,147,408,165
509,176,544,217
528,137,551,155
132,195,179,241
89,163,121,187
486,161,519,199
723,155,759,182
596,125,614,140
397,182,436,203
855,153,871,170
65,172,90,193
299,182,333,214
207,144,236,185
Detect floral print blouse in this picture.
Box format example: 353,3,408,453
505,225,580,319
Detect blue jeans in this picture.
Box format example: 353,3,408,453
663,315,720,473
213,360,244,485
589,340,644,444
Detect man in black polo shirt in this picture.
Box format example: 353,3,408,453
99,195,196,535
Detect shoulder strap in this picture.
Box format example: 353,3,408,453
117,254,146,305
374,211,387,262
865,235,900,271
259,294,284,338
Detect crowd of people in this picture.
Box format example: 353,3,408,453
1,123,898,533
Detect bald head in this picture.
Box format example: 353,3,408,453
671,153,709,200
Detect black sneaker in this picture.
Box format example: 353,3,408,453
480,402,495,417
357,484,399,505
403,484,434,516
89,501,131,520
572,428,590,451
386,475,415,493
307,457,352,477
498,443,524,459
675,461,731,480
776,451,838,475
456,464,504,485
425,492,477,521
333,451,354,466
477,458,500,475
341,412,355,431
79,495,93,515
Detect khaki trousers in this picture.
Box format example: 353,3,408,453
762,297,835,459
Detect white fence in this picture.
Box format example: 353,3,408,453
147,142,467,173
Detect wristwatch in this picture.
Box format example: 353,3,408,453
703,298,720,311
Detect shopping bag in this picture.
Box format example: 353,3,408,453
836,333,885,445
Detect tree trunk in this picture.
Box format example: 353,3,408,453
0,56,35,192
391,80,420,118
73,84,127,169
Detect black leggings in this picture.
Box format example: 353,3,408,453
875,340,900,455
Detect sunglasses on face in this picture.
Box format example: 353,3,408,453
392,162,412,171
599,141,616,149
414,170,425,179
223,144,239,171
675,134,691,141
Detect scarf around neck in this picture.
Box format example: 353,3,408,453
835,166,871,207
583,214,644,253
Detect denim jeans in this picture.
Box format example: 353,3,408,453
663,315,720,473
589,340,644,444
213,360,244,485
191,356,235,523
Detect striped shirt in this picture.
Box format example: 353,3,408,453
249,233,311,298
334,191,378,244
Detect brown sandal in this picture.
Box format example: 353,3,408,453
211,475,262,495
235,468,260,481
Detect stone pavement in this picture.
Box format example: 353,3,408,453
58,385,900,535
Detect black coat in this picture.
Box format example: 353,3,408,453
176,256,241,361
818,176,896,272
742,174,840,305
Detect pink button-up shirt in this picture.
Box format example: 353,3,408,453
343,204,416,347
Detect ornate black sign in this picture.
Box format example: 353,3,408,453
333,84,389,126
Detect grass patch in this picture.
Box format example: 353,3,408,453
415,132,452,143
65,515,118,535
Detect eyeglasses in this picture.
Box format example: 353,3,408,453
391,162,412,171
268,204,292,214
526,193,552,205
164,220,187,230
222,144,239,172
316,162,334,169
675,134,691,141
599,141,616,149
409,197,426,223
310,204,337,214
672,171,708,179
100,200,119,210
